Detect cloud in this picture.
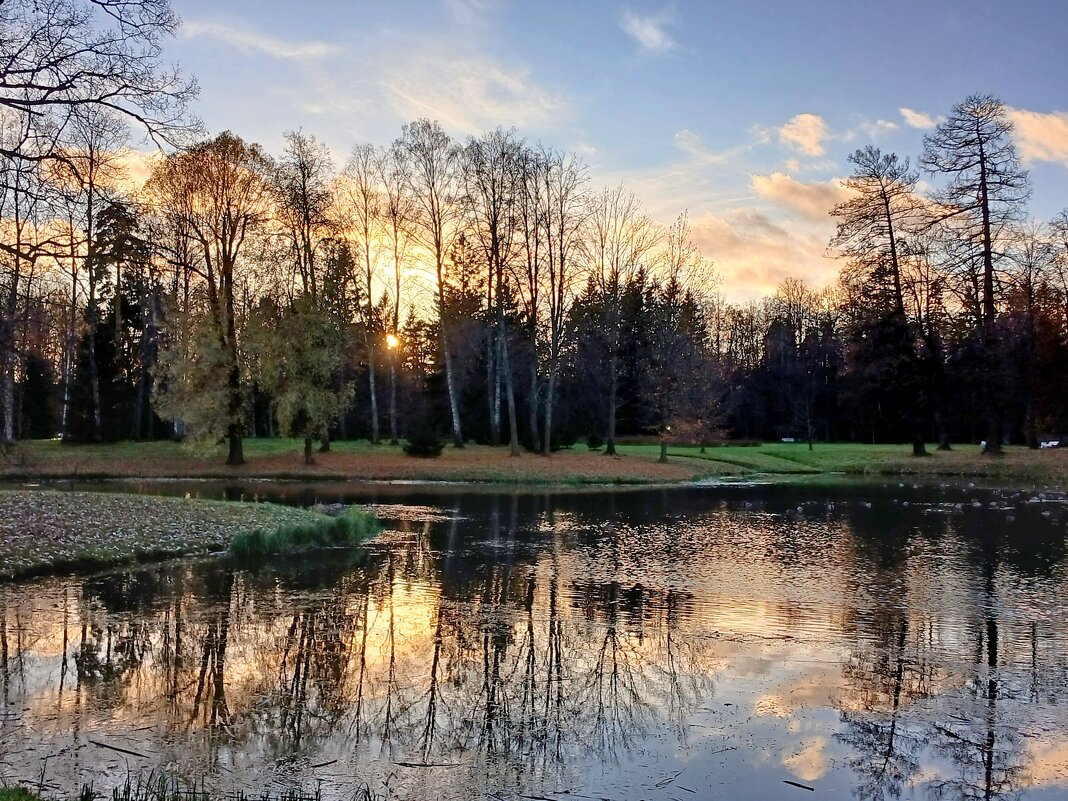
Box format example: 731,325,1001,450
900,107,940,129
1009,108,1068,167
783,737,830,783
114,148,163,191
443,0,496,25
848,118,897,141
779,113,828,156
182,21,341,60
749,172,849,221
673,128,759,165
383,51,567,134
689,208,838,301
619,9,676,54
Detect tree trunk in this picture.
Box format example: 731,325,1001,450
319,427,331,453
527,360,540,450
87,328,102,441
659,439,668,463
605,360,618,456
1,355,14,446
542,368,556,456
486,330,499,446
227,432,243,466
443,343,464,448
389,357,399,445
499,328,520,457
226,359,243,465
936,415,952,451
304,436,314,465
367,337,379,445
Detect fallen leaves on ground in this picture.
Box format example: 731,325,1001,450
0,490,326,580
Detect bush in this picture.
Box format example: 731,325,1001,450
229,507,379,559
586,433,604,451
404,419,445,458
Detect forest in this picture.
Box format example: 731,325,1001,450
3,1,1068,465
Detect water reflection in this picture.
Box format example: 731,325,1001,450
2,484,1068,800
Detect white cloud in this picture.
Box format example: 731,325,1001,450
1008,108,1068,167
673,128,755,165
443,0,496,25
779,113,828,156
383,51,567,134
182,21,341,60
749,172,849,222
900,107,938,129
619,9,676,54
845,117,897,139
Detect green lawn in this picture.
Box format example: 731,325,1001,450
617,441,1068,485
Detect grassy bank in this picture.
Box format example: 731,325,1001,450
0,490,377,581
3,438,1068,488
618,442,1068,486
1,439,708,484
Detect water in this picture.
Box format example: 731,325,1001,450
2,481,1068,800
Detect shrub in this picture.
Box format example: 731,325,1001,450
229,507,379,559
586,433,604,451
404,419,445,458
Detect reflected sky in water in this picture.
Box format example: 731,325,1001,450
2,482,1068,800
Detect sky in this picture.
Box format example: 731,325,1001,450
163,0,1068,301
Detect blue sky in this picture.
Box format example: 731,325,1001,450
167,0,1068,300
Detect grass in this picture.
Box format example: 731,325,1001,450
616,441,1068,486
229,506,379,559
4,438,1068,489
0,490,378,581
1,438,708,485
0,790,41,801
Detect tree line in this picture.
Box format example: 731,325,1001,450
2,1,1067,462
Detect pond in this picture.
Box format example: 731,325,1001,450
2,481,1068,800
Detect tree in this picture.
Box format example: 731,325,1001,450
398,119,464,447
832,146,923,317
246,296,349,465
832,147,929,455
536,147,587,455
584,185,660,455
52,107,131,441
148,132,270,464
377,144,415,445
272,130,335,301
462,128,525,456
0,0,196,167
921,95,1030,328
921,95,1030,453
338,143,383,444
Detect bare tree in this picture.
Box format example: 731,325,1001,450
398,119,464,447
339,143,383,444
831,146,923,318
378,144,415,445
585,186,660,456
832,146,930,456
272,130,335,302
0,0,196,167
921,95,1030,454
462,128,525,456
51,106,130,441
538,148,587,455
